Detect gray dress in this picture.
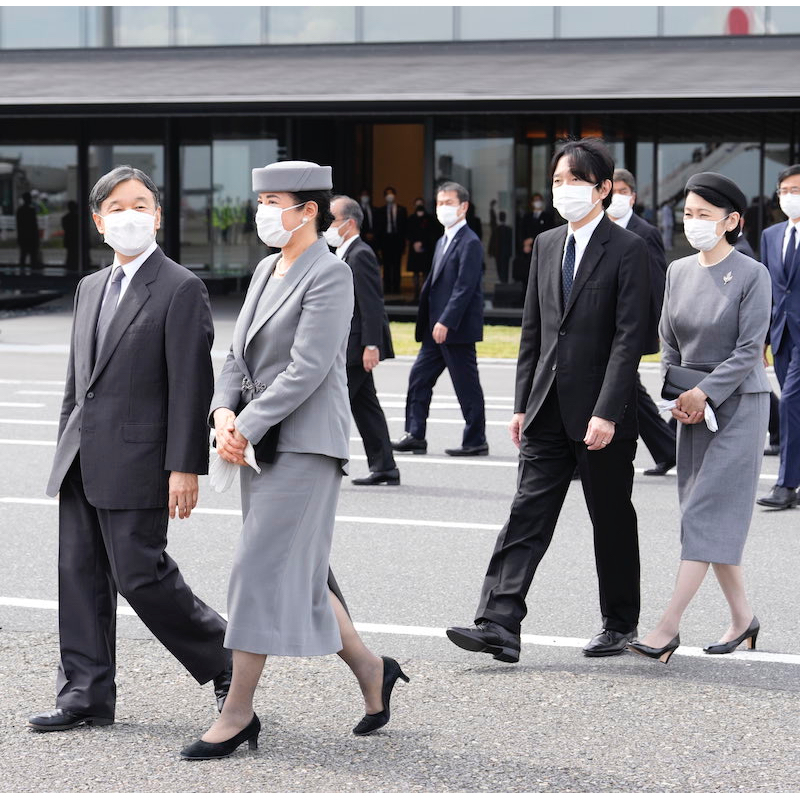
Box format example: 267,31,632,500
210,240,355,656
659,248,772,565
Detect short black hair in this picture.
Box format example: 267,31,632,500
777,164,800,186
89,165,160,214
384,186,396,195
288,189,333,234
550,138,615,209
685,186,740,245
437,181,470,204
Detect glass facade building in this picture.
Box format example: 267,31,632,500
1,6,799,306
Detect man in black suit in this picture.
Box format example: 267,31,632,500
447,139,650,661
375,186,407,295
29,166,231,732
392,181,488,457
518,192,556,252
16,191,41,268
327,195,399,486
358,187,378,253
607,168,676,476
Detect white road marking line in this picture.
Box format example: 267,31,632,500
0,402,45,408
381,401,511,411
15,390,64,396
1,595,797,665
378,393,514,402
0,379,64,386
0,418,58,426
0,439,55,446
386,416,510,427
0,344,69,354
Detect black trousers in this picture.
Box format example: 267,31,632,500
347,363,396,473
55,456,229,719
405,337,486,448
636,373,676,464
475,387,640,635
768,390,780,446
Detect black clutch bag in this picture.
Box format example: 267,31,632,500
235,399,281,464
661,364,714,407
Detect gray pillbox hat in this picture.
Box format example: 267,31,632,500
252,160,333,193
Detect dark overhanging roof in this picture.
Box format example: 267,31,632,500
1,35,799,112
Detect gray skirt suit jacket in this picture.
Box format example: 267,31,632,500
659,248,771,565
210,237,355,655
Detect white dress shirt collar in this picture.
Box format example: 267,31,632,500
565,210,605,276
610,207,634,229
783,218,800,249
336,233,360,260
443,218,467,250
105,240,158,304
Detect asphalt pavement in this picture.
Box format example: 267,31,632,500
0,296,798,793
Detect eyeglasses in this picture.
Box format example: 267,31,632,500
777,187,800,196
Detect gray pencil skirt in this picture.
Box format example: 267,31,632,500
677,392,769,565
224,451,344,656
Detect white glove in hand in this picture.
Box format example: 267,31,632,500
208,432,261,493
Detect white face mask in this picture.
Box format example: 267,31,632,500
607,193,634,220
684,215,730,252
101,209,157,256
436,204,461,229
360,195,370,205
552,184,600,223
255,202,308,248
779,192,800,221
384,194,395,204
532,200,544,211
323,222,346,249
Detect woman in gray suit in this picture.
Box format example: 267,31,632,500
628,173,771,664
181,162,408,760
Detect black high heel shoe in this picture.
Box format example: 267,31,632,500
180,714,261,760
627,634,680,664
703,617,759,654
352,656,409,736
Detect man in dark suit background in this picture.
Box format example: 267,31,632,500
375,186,407,295
392,181,488,457
607,168,676,476
757,164,800,510
327,195,399,486
518,191,556,253
16,191,41,268
29,166,231,732
447,139,650,662
358,187,378,253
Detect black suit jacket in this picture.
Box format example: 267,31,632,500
343,237,394,366
625,213,667,356
515,215,650,441
520,209,556,244
375,204,408,251
47,247,214,508
416,224,484,344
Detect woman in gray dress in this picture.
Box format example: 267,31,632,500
180,161,409,760
628,173,771,664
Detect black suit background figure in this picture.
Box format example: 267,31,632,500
376,186,407,295
608,168,676,475
492,211,514,283
16,191,41,268
62,200,80,271
447,139,650,662
518,192,556,252
328,195,399,485
29,167,229,732
358,188,378,253
406,197,441,301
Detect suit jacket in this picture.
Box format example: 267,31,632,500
342,237,394,366
515,214,650,441
375,204,408,251
46,247,214,508
210,237,354,463
520,209,556,244
416,224,484,344
761,221,800,354
626,212,667,355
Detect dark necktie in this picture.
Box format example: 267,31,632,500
432,238,446,281
784,226,797,281
562,234,576,306
95,265,125,352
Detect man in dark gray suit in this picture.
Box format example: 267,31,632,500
29,166,231,732
327,195,399,486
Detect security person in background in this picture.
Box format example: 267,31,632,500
327,195,399,486
607,168,676,476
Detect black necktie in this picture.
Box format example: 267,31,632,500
95,265,125,352
784,226,797,280
562,234,576,306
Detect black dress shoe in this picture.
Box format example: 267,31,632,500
352,656,410,736
703,616,759,654
756,484,798,510
391,433,427,454
763,444,780,456
28,708,114,732
444,443,489,457
446,620,521,663
582,627,638,657
180,714,260,760
352,468,400,486
643,459,676,476
213,664,233,713
627,634,680,664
